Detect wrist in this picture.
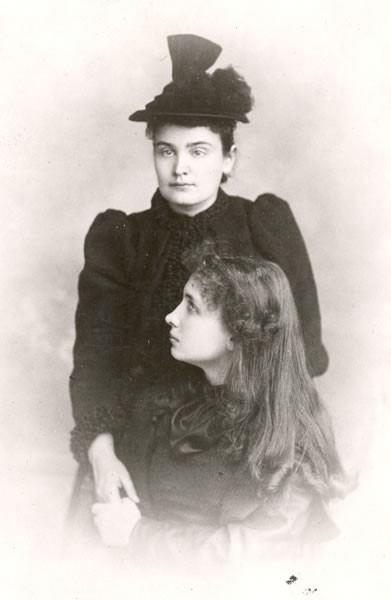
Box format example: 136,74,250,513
88,433,115,465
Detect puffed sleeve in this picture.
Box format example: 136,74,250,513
69,210,136,464
127,481,336,568
247,194,328,376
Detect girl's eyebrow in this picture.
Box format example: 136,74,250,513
184,291,198,304
184,288,205,310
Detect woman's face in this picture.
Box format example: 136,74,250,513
153,123,236,217
165,276,233,384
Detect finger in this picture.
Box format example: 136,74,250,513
99,483,121,504
121,497,141,518
120,475,140,503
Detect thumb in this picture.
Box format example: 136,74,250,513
106,483,122,504
120,472,140,503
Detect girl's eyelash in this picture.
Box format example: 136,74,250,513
187,300,197,313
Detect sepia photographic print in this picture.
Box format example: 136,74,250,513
1,1,390,598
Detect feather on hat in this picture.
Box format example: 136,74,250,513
129,34,253,123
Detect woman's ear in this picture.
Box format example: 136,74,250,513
222,145,237,177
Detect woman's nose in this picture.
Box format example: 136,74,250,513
173,153,189,176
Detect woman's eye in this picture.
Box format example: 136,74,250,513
157,148,174,157
191,148,207,157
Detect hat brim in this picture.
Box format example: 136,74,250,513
128,110,249,124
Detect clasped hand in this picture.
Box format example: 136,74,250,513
88,433,141,546
92,498,141,546
88,433,139,503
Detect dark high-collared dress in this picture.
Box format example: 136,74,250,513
70,188,328,463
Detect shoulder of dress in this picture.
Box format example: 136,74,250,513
83,209,140,264
252,193,290,212
221,191,252,208
125,207,156,231
89,207,153,226
222,191,291,216
87,208,155,242
88,209,128,233
246,194,299,233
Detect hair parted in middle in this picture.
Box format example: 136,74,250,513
182,241,345,501
145,115,237,156
146,115,237,184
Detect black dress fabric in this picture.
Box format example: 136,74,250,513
70,188,328,463
113,382,338,565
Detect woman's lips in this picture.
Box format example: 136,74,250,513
169,334,179,343
170,183,195,188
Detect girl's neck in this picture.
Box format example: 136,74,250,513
203,365,227,387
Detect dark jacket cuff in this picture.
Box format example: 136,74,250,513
70,405,127,466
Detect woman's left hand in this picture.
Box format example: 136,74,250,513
91,497,141,546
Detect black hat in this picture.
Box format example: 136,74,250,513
129,34,253,123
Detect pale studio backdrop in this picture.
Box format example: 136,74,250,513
1,0,390,596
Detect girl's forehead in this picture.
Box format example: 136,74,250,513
184,276,210,307
185,275,221,313
184,276,202,296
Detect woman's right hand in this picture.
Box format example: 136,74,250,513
88,433,139,504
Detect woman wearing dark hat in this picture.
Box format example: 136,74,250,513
69,34,329,510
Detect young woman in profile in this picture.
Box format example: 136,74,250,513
70,33,329,511
91,244,344,566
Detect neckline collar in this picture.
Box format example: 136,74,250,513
151,187,229,231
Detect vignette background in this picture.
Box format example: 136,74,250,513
1,0,390,597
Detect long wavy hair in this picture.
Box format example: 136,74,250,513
183,243,345,500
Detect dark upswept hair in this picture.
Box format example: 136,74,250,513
146,116,236,184
183,242,345,500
